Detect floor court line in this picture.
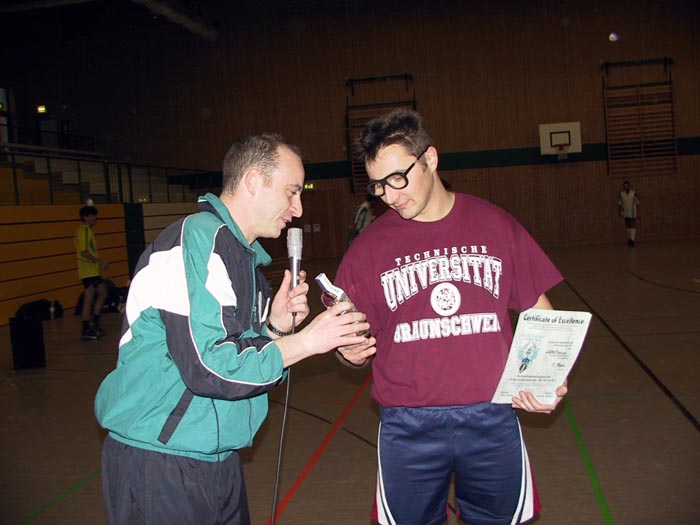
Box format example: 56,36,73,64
18,469,101,525
15,376,375,525
626,270,700,294
266,372,373,524
269,399,377,448
563,399,615,524
565,281,700,432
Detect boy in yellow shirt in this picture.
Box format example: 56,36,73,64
75,205,109,340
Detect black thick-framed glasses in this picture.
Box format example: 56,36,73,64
366,147,429,197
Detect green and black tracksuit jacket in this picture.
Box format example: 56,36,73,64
95,193,285,461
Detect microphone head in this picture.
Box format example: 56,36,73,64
287,227,303,259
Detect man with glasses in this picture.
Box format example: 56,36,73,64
334,109,567,525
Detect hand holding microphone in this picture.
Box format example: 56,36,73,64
266,228,309,336
270,228,373,367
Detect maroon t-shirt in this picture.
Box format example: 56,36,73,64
335,193,563,408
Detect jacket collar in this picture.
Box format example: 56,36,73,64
197,193,272,267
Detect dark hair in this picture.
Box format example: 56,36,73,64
222,133,302,195
79,205,98,219
357,109,433,164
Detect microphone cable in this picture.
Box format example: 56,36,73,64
272,229,302,524
270,313,296,525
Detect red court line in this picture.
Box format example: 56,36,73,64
266,372,373,524
327,401,372,407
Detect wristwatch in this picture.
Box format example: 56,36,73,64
266,319,292,337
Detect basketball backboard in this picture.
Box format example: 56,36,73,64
538,121,582,158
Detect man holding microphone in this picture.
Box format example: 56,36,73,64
95,133,376,524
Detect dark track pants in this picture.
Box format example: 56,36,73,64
101,435,250,525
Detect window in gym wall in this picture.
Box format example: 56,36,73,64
345,74,416,194
601,58,677,178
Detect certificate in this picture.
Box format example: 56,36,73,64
491,309,592,404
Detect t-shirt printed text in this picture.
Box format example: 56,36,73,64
382,245,503,343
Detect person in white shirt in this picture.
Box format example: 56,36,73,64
618,180,641,246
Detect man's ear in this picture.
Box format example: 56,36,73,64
425,145,439,172
243,167,261,195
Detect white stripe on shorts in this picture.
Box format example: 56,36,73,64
512,420,535,524
375,421,397,525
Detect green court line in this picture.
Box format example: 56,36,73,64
18,469,100,525
564,399,615,524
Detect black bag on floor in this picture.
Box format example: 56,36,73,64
14,299,63,320
15,299,52,321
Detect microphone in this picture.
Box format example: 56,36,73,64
287,227,303,289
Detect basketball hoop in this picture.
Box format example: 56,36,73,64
555,144,569,160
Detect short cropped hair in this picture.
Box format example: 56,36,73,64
222,133,302,195
358,109,433,164
79,205,98,219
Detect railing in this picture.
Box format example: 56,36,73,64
0,141,221,205
0,122,96,152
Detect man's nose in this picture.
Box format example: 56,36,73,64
291,194,303,218
382,185,399,204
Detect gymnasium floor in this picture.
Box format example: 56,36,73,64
1,239,698,525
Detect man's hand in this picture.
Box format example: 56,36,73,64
511,294,567,413
511,381,568,414
274,301,372,367
336,337,377,368
268,269,310,334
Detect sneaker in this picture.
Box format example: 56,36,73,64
81,328,100,341
92,315,105,337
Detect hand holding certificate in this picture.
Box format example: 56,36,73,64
491,309,592,405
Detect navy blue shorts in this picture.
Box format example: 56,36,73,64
374,403,537,525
